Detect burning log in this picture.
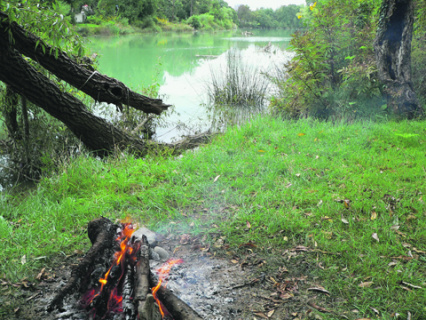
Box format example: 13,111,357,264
134,234,156,320
122,262,137,320
48,218,203,320
150,275,203,320
48,217,118,311
149,275,203,320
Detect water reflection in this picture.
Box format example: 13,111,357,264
156,45,293,141
87,30,294,142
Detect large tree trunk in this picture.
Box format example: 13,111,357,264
373,0,423,118
0,11,169,115
0,35,146,156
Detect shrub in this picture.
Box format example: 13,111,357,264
86,15,103,25
106,21,120,35
186,15,201,29
198,13,215,30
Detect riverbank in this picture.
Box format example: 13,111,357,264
1,116,425,319
75,19,195,36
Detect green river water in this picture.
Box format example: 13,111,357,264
87,29,294,141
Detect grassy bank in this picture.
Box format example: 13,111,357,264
1,117,425,319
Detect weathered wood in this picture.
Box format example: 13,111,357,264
0,11,170,115
48,218,118,311
373,0,423,117
123,263,137,320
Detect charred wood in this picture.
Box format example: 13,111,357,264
123,263,137,320
135,235,151,319
48,218,118,311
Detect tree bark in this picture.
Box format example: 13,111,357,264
2,86,21,140
373,0,423,118
0,35,147,155
0,11,170,115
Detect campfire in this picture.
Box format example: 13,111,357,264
47,217,202,320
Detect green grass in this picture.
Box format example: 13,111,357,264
1,117,425,319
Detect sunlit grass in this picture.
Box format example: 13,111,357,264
1,117,425,318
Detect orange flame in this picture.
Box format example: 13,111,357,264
152,259,183,318
91,223,136,303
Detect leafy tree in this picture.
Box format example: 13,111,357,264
253,8,277,29
275,4,303,29
237,4,252,27
119,0,157,23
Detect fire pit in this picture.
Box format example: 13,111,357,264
47,217,203,320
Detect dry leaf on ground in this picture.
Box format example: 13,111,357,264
359,281,373,288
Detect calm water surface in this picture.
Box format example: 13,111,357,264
87,30,294,141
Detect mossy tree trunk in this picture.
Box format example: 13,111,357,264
373,0,423,118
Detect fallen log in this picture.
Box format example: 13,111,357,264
0,11,170,115
0,36,147,155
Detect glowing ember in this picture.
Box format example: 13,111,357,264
152,259,183,318
83,222,136,314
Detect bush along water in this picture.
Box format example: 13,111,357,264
270,0,387,120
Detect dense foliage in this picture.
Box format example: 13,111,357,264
237,4,302,29
55,0,302,32
270,0,426,119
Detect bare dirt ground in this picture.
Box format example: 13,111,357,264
3,230,337,320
